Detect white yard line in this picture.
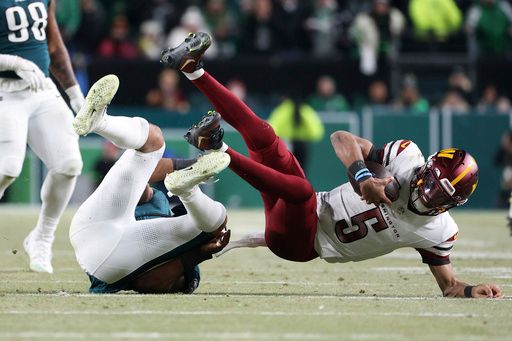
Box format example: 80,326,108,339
0,332,506,341
2,292,511,300
0,280,83,284
0,332,335,340
372,266,512,274
0,310,486,318
382,251,512,260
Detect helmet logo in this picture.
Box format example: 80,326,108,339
437,148,457,159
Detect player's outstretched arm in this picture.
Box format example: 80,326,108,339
330,131,373,164
214,231,267,257
429,263,503,298
330,131,392,205
148,158,198,183
46,0,83,112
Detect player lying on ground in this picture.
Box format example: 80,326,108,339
70,75,231,294
160,32,503,298
0,0,85,273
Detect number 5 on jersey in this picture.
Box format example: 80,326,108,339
335,207,389,243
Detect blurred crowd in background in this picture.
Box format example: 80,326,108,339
58,0,512,115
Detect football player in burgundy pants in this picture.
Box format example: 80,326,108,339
161,33,502,299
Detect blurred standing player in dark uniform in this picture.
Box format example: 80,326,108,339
0,0,84,273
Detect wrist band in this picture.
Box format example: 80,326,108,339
464,285,474,298
349,160,372,182
65,84,83,100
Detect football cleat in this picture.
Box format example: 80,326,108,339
185,111,224,151
23,229,54,274
160,32,211,72
73,74,119,136
164,151,230,196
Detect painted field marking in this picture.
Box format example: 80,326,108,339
3,291,512,298
0,331,387,340
0,310,486,318
0,332,507,340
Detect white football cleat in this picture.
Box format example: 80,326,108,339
73,74,119,136
23,229,54,274
165,151,230,196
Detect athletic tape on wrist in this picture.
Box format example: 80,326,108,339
349,160,372,182
464,285,474,298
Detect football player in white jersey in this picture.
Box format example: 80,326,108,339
223,134,502,298
0,0,84,273
70,74,231,294
162,32,502,299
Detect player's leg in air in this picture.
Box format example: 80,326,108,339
70,75,231,294
161,33,318,262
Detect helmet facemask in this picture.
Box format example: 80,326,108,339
409,160,466,216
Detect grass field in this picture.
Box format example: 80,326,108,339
0,207,511,340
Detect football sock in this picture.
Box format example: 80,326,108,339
217,142,228,153
0,175,16,199
95,114,149,150
35,171,77,238
205,142,228,154
191,71,276,151
226,147,314,202
183,68,205,81
179,186,226,233
171,158,197,171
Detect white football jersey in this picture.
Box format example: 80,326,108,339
315,140,458,265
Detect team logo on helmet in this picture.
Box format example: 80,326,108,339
409,149,478,216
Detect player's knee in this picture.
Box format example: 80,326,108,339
141,124,164,152
0,157,24,178
265,230,313,262
54,158,83,176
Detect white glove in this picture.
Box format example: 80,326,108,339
13,57,47,92
65,84,85,114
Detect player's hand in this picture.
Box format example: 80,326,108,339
359,176,393,205
14,58,46,92
199,229,231,256
471,284,503,298
65,84,85,114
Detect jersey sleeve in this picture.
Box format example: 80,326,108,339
379,140,425,182
415,232,458,266
381,140,416,167
134,188,172,220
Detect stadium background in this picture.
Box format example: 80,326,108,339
2,2,512,339
3,0,512,210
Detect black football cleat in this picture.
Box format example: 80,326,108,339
160,32,211,72
185,111,224,151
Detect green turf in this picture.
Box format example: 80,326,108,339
0,208,511,340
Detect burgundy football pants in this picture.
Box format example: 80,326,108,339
192,72,318,262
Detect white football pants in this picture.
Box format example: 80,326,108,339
69,145,227,283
